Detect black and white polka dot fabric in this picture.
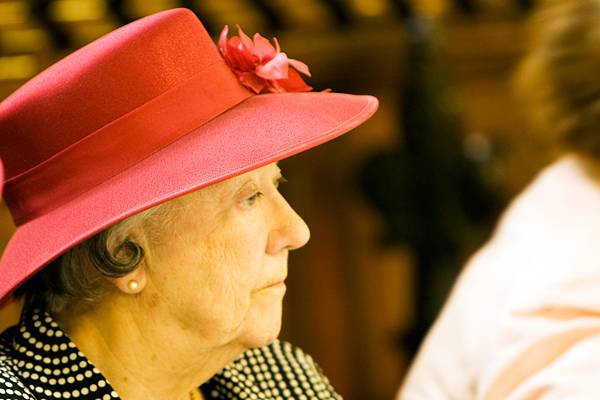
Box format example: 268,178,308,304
204,342,340,400
0,306,342,399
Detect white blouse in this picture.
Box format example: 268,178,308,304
399,155,600,399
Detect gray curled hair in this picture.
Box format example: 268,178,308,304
15,204,171,314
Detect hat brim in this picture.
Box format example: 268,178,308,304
0,91,378,299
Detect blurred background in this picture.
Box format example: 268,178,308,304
0,1,553,399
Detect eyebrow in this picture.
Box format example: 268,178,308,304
235,169,284,191
233,178,256,192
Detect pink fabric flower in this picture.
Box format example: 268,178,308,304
219,25,312,94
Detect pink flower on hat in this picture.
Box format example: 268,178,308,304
218,25,312,94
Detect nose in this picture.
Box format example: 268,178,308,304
266,193,311,254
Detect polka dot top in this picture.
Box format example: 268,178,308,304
0,305,342,399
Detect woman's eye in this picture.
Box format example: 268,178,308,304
244,192,263,206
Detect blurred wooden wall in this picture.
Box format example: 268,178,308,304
0,1,545,399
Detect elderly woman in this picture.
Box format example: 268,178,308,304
399,0,600,399
0,8,377,400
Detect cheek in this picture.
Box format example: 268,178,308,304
148,206,273,341
217,213,271,289
163,236,264,335
201,233,273,336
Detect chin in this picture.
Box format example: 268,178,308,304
246,326,281,349
239,297,284,349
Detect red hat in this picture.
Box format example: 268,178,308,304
0,9,378,300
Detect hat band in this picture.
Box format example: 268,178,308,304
4,62,252,226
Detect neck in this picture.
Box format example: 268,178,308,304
54,297,243,400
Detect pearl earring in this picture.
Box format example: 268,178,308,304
127,280,139,292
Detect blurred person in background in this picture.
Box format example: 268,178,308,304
399,0,600,398
0,8,377,400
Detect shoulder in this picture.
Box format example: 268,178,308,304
0,334,35,400
481,329,600,399
497,156,600,241
0,358,35,400
258,340,338,391
203,340,342,399
0,363,33,400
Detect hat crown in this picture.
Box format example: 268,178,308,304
0,8,219,180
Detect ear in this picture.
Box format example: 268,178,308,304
107,222,152,295
112,266,147,295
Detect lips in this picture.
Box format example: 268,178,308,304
263,277,286,289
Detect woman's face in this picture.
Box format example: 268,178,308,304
141,162,310,350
